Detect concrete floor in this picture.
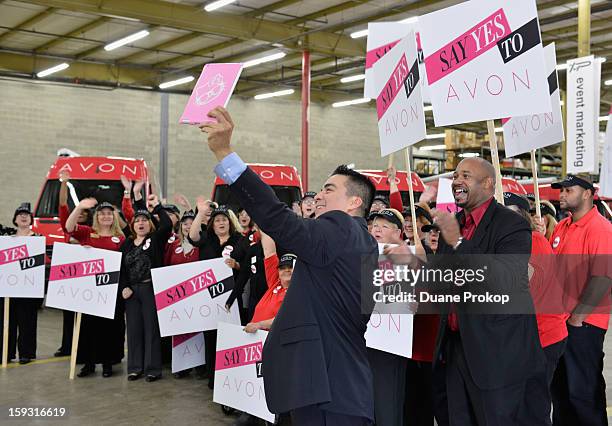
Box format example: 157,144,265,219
0,308,236,426
0,308,611,425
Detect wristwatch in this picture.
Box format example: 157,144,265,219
123,190,130,195
453,237,463,250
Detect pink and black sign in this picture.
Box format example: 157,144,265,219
418,0,551,126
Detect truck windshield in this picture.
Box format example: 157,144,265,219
35,180,126,218
214,185,301,212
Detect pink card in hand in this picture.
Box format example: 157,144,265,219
179,63,243,125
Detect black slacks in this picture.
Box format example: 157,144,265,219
551,324,607,426
1,297,37,359
367,348,408,426
444,331,529,426
125,284,162,376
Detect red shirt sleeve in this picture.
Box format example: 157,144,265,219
70,224,93,244
264,254,280,289
59,204,70,232
122,197,134,224
389,190,403,212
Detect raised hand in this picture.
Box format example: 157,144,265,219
174,193,192,211
199,107,234,161
59,170,70,183
78,198,98,210
120,175,132,191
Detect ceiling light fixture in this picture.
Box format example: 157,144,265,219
254,89,295,100
243,51,286,68
159,76,195,89
104,30,149,51
36,62,69,78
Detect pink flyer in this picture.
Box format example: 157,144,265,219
179,63,243,125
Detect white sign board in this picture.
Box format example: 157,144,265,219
502,43,565,157
366,243,414,357
373,33,427,156
365,22,430,102
566,55,601,173
419,0,551,126
0,236,45,298
214,322,274,423
172,332,205,373
600,107,612,199
152,258,240,336
45,242,121,319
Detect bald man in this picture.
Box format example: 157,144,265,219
394,158,546,425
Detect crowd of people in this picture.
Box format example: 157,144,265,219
0,106,610,426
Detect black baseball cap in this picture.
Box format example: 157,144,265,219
278,253,297,269
551,174,595,192
13,202,32,225
210,206,231,220
372,195,389,206
530,203,556,217
369,208,404,229
162,204,181,216
302,191,317,200
96,201,115,211
181,210,196,221
134,209,151,220
402,205,433,224
503,192,530,213
525,193,536,200
421,223,440,233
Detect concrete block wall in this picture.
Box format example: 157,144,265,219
0,78,387,222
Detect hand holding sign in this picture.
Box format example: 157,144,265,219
200,107,235,162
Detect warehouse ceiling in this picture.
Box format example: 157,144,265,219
0,0,611,135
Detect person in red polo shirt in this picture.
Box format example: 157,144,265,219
548,174,612,426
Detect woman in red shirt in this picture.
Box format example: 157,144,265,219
65,196,130,378
244,231,295,333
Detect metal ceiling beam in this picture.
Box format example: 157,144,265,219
155,1,373,73
15,0,365,57
0,7,57,44
242,0,302,18
285,1,372,26
0,50,158,84
542,18,610,39
118,32,201,64
539,2,612,26
32,16,109,53
74,26,157,61
121,0,303,65
537,0,576,12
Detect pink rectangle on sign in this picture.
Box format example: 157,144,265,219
215,342,263,371
0,244,29,266
377,54,410,120
366,39,401,70
172,332,199,348
424,8,510,85
154,268,218,311
179,63,243,125
49,259,105,281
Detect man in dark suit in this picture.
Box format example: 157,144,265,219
200,107,378,426
388,157,545,425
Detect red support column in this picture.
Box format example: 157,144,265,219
301,50,310,192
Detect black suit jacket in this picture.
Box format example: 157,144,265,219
230,168,378,419
433,199,544,390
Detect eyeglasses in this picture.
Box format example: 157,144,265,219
302,199,315,205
